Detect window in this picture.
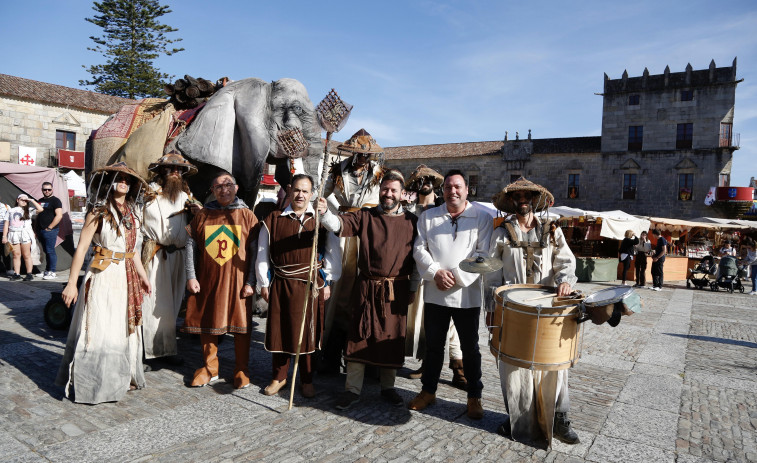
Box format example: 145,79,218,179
681,90,694,101
568,174,579,199
623,174,637,199
628,126,643,151
469,174,479,197
628,95,640,105
56,130,76,150
676,123,693,149
719,123,732,147
719,174,730,187
678,174,693,201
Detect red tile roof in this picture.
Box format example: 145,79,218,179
0,74,134,114
385,141,503,160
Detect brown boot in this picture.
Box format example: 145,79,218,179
190,334,219,387
467,397,484,420
408,390,436,411
449,358,467,390
233,332,251,389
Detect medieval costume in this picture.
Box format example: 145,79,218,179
184,196,258,388
256,205,341,392
320,129,384,371
141,153,198,360
486,177,579,447
56,163,149,404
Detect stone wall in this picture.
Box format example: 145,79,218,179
0,95,111,167
386,147,732,219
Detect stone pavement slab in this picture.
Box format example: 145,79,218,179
0,277,755,461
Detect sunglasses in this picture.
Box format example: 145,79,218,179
42,188,53,192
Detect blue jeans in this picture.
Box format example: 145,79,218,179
39,228,58,272
751,264,757,292
421,303,483,398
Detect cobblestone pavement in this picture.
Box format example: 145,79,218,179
0,274,755,462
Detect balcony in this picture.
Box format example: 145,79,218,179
719,132,740,149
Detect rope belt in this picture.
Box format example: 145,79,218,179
273,262,323,283
338,203,377,213
91,245,135,271
362,274,410,303
504,222,545,284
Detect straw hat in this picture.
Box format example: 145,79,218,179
92,162,148,189
405,164,443,191
492,176,554,213
148,152,198,176
337,128,384,156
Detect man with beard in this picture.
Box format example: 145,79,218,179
317,170,418,410
319,129,385,374
256,174,341,398
142,152,200,366
486,177,579,446
404,165,467,390
408,170,492,420
184,172,257,389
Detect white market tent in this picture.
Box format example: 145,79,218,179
62,170,86,197
549,206,650,240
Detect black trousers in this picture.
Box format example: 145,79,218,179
651,259,664,288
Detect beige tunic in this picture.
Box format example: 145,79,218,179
141,185,189,358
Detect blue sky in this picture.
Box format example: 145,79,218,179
2,0,756,187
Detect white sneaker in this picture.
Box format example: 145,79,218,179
42,272,57,280
750,291,757,296
652,287,661,291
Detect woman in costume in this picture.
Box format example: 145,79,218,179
55,162,151,404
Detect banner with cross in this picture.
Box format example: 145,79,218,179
18,146,36,166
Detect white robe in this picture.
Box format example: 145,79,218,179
486,218,577,446
141,186,189,358
56,212,145,404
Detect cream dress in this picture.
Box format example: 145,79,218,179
56,212,145,404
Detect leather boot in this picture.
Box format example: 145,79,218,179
553,412,580,444
190,334,219,387
233,332,251,389
449,358,467,390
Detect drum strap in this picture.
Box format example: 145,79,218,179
504,222,545,284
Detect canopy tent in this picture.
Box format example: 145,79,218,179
62,170,86,197
550,205,650,240
689,217,757,229
0,162,75,270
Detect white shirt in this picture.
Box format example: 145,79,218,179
256,204,341,287
413,201,492,308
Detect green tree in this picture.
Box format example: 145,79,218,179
80,0,184,99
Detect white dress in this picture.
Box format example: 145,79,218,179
141,186,189,358
56,211,145,404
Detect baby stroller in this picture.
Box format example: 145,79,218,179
710,256,745,293
687,255,716,289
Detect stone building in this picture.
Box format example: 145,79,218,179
0,74,130,168
384,59,741,219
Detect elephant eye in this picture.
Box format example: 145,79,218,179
291,105,303,115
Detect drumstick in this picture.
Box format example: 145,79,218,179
523,294,557,302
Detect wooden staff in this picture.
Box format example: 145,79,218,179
289,90,351,410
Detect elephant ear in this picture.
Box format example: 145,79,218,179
176,78,272,193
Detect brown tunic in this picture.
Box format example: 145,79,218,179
184,207,258,335
262,210,326,354
341,208,417,368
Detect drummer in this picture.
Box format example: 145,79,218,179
486,176,580,446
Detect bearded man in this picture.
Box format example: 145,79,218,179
318,170,418,410
141,152,201,365
486,177,579,446
404,165,466,389
319,129,385,373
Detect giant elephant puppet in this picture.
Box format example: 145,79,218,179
174,77,324,204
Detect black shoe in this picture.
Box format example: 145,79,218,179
380,388,404,407
496,416,511,438
9,273,22,281
334,391,360,410
23,273,33,281
553,412,580,444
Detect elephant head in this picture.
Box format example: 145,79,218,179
175,77,323,201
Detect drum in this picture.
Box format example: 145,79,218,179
582,286,641,326
490,284,584,371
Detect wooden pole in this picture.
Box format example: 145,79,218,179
288,131,333,410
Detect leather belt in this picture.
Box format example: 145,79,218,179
91,245,135,271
